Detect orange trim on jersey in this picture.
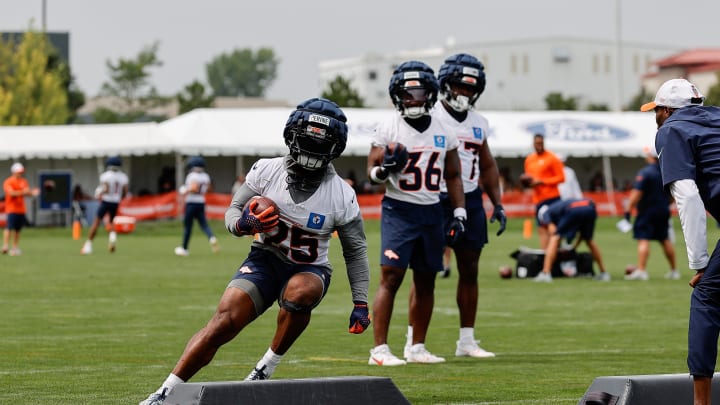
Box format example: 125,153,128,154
524,152,565,204
569,199,592,208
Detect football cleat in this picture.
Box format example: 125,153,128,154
80,241,92,255
209,236,219,253
405,344,445,364
174,247,189,257
369,344,406,366
245,365,271,381
138,388,167,405
456,340,496,358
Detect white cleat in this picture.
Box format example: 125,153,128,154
625,269,649,281
368,344,406,366
405,343,445,364
139,388,167,405
456,340,496,358
665,270,681,280
174,246,189,257
533,272,552,283
209,236,219,253
80,241,92,255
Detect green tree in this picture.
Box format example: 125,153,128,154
704,72,720,107
0,29,70,125
206,47,278,97
96,41,169,123
544,92,577,110
321,75,365,107
626,86,654,111
177,80,215,114
586,103,609,111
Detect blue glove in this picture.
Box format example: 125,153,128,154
382,144,409,173
235,200,279,235
348,302,370,334
491,204,507,236
445,216,466,247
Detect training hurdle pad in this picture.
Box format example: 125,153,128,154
578,372,720,404
163,376,410,405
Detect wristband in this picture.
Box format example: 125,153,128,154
370,166,389,183
453,207,467,220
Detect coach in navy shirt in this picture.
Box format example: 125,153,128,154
643,78,720,405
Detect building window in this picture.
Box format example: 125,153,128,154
593,54,599,74
523,53,529,74
552,47,571,63
604,54,611,74
510,54,517,74
633,54,639,73
368,70,377,80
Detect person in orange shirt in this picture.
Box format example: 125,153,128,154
520,134,565,249
2,163,39,256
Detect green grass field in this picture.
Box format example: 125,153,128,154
0,216,716,404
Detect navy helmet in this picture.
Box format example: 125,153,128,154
388,61,438,118
437,53,486,112
186,156,206,170
105,156,122,168
283,97,348,171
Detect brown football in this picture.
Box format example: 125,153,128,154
499,265,513,279
250,195,279,216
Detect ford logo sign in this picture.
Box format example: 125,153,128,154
525,120,632,142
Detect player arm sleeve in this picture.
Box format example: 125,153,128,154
336,215,370,303
544,159,566,186
225,183,258,236
670,179,709,270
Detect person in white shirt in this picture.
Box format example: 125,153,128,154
80,156,128,255
557,154,583,201
173,156,219,256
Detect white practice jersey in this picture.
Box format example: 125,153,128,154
244,157,360,266
99,170,128,203
372,114,459,205
433,106,489,194
184,171,212,204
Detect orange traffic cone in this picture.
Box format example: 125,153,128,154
522,219,533,239
72,218,82,240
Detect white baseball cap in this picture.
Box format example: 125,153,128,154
640,78,704,112
10,162,24,173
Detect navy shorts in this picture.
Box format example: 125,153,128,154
555,203,596,241
5,213,26,231
228,246,331,315
380,197,444,272
96,201,120,221
688,239,720,377
441,188,488,250
633,209,670,241
536,197,561,226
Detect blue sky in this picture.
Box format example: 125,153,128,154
1,0,718,104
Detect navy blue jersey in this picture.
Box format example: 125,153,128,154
540,198,597,241
633,162,670,214
655,106,720,219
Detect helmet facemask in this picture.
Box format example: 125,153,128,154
442,79,481,113
287,119,340,171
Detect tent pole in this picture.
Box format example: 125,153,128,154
175,153,184,219
602,155,617,216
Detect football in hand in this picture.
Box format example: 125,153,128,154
250,195,279,217
519,174,534,188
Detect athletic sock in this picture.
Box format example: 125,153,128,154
459,327,474,343
256,348,283,376
159,373,184,394
406,326,414,346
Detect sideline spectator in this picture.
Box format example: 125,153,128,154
557,154,583,200
624,146,678,281
643,78,718,405
2,163,39,256
520,134,564,249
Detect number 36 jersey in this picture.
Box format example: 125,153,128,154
372,114,459,205
236,157,360,267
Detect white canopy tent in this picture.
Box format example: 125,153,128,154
0,108,660,216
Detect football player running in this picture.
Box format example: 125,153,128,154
407,53,506,359
80,156,129,255
367,61,465,366
139,98,371,405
